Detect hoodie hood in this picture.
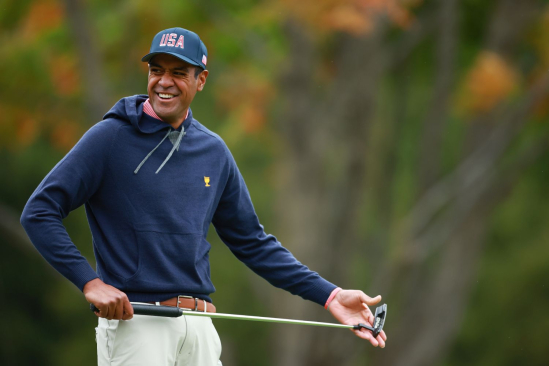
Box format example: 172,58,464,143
103,94,193,134
103,95,194,174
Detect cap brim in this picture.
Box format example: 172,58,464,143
141,52,205,69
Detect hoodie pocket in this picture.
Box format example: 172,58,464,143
123,229,212,293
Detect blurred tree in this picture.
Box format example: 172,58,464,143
263,0,549,365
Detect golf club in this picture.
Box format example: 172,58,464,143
90,302,387,337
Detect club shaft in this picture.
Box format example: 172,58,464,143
91,303,378,332
180,310,355,329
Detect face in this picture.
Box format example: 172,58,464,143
147,53,208,127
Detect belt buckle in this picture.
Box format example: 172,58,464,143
177,295,198,311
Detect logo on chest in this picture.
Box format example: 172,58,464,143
204,177,211,187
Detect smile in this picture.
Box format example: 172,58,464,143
158,93,176,99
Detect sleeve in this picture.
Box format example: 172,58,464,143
20,121,115,291
212,152,337,306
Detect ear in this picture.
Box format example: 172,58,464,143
197,70,208,91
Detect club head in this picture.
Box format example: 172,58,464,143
353,303,387,337
372,303,387,337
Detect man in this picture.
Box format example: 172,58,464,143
21,27,387,365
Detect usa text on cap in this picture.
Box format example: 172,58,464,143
142,27,208,69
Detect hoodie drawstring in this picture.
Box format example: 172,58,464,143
134,128,186,174
155,129,185,174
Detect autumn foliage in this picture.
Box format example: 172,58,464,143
459,51,518,114
278,0,420,34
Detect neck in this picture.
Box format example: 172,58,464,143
172,108,190,129
164,108,189,130
165,115,186,130
143,99,189,129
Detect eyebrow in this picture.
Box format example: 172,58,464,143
148,62,190,71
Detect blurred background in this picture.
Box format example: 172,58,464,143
1,0,549,365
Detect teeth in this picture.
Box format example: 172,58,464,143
159,93,174,99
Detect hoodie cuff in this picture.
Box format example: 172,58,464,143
70,263,100,292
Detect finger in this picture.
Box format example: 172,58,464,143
122,298,134,320
92,303,101,315
376,334,386,348
366,332,379,347
113,299,124,320
366,331,379,347
365,309,374,325
99,306,109,319
361,302,374,317
352,329,379,346
361,293,381,306
107,302,116,320
380,330,387,341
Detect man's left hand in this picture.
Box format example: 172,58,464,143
328,289,387,347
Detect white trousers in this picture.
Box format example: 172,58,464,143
96,313,222,366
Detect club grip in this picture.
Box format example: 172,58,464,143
90,303,183,317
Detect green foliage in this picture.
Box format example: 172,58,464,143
0,0,33,31
447,155,549,365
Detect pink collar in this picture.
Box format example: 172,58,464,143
143,98,188,122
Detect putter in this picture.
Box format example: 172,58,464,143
90,302,387,337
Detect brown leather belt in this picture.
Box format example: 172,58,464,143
148,295,216,313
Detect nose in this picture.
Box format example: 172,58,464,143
158,71,174,88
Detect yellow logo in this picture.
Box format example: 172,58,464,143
204,177,211,187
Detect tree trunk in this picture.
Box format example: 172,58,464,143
63,0,111,122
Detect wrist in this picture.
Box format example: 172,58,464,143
324,287,342,310
83,278,102,294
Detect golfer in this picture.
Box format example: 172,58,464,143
21,27,387,365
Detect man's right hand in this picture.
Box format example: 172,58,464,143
84,278,134,320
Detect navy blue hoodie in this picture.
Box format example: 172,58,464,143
21,95,336,305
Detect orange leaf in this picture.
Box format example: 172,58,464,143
215,65,274,134
49,54,80,96
278,0,419,35
240,105,266,134
16,115,39,148
459,51,518,114
323,5,373,35
21,0,64,41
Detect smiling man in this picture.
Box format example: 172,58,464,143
21,27,386,366
147,54,207,128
